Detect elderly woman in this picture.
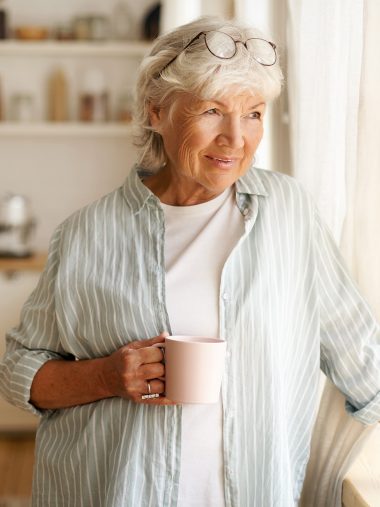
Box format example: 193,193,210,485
1,16,380,507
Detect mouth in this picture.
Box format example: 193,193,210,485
205,155,238,166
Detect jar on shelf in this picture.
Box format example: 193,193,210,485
72,16,91,40
54,23,74,41
79,69,109,123
116,90,134,122
112,1,132,40
10,93,35,122
88,15,109,41
73,15,110,41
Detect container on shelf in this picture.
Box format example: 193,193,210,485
112,2,132,40
10,93,35,122
14,26,49,40
48,68,69,122
0,0,8,39
54,23,74,41
72,16,90,40
79,69,109,122
89,15,110,41
0,75,3,121
116,89,134,122
73,15,110,41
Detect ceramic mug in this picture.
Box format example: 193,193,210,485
154,335,226,403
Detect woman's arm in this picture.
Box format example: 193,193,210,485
30,333,170,409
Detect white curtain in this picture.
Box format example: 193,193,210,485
286,1,380,506
340,0,380,322
286,0,363,241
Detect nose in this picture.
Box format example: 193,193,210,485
216,116,245,149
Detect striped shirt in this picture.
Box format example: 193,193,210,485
0,165,379,507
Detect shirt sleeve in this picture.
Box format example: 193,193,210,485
315,210,380,425
0,223,75,416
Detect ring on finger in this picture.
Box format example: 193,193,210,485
141,380,159,400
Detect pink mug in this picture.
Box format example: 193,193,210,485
154,335,226,403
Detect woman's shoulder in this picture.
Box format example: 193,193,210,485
62,186,126,232
242,166,314,204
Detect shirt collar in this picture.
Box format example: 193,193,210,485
235,165,269,197
122,165,159,214
122,164,268,214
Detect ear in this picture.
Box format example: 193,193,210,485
148,102,162,131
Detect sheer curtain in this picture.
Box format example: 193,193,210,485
286,1,380,506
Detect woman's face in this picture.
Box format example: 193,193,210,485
150,88,265,199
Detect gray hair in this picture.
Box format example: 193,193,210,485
133,16,283,171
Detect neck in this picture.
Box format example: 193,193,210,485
143,167,224,206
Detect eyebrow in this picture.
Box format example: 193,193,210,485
206,99,266,109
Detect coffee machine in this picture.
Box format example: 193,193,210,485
0,193,36,257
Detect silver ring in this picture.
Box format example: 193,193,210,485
141,381,159,400
141,393,159,400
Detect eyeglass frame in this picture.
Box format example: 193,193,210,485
158,30,277,76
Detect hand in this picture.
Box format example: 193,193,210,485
101,332,175,405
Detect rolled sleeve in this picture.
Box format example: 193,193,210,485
1,347,67,416
0,223,73,415
345,392,380,425
316,210,380,425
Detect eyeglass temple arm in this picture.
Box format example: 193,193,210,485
159,32,204,75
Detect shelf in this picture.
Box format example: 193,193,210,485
0,122,134,137
0,253,48,274
0,40,152,57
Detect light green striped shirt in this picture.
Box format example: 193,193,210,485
1,166,379,507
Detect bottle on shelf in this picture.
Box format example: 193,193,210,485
48,68,69,122
112,1,132,40
0,75,3,121
79,69,109,123
0,0,8,40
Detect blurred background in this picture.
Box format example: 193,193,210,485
0,1,379,506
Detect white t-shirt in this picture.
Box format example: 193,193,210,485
162,186,244,506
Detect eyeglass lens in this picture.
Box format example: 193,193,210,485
246,38,276,65
204,31,276,66
205,31,236,58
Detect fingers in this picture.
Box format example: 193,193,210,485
127,332,168,351
138,363,165,380
139,379,176,405
138,346,165,365
141,378,164,396
106,333,169,404
141,396,177,406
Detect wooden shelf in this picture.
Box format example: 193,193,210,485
0,122,133,137
0,253,47,273
0,40,152,57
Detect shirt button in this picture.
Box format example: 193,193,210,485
222,293,229,301
242,208,249,216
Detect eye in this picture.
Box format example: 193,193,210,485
248,111,262,120
204,108,218,115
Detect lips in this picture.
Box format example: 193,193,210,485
205,155,237,163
